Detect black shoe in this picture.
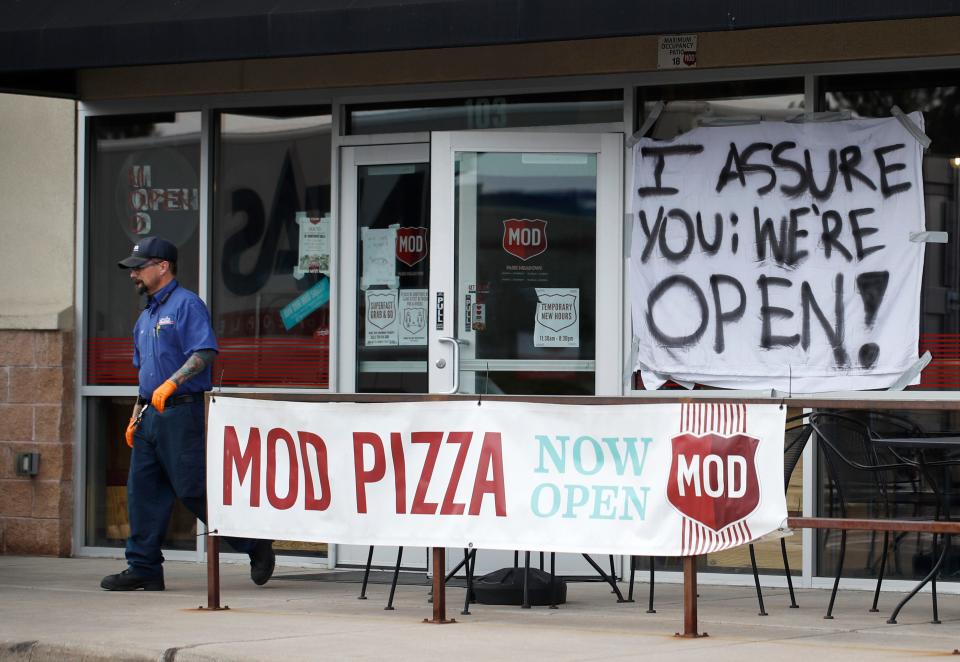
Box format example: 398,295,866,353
100,568,164,591
250,540,275,586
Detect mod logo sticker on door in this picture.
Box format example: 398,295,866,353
396,227,428,267
502,219,548,261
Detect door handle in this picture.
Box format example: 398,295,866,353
438,336,468,394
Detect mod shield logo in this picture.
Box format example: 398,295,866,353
502,219,548,261
396,227,428,267
666,432,760,532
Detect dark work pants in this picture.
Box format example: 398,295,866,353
126,400,256,578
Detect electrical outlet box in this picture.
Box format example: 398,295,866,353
15,452,40,477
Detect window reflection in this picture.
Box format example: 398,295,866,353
86,112,201,385
212,108,332,388
458,151,598,395
639,86,805,140
348,89,622,134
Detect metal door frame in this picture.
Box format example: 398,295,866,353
428,131,624,397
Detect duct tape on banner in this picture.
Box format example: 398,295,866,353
910,231,948,243
892,105,931,150
886,351,932,391
626,100,665,148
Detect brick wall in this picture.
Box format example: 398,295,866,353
0,330,75,556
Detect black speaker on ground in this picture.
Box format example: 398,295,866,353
472,567,567,606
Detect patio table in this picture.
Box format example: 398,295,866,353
870,432,960,623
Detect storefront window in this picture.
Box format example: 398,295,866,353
356,162,431,393
631,81,805,395
347,89,622,134
86,112,202,385
84,112,203,549
636,79,805,140
814,408,960,582
84,397,197,549
823,71,960,392
813,71,960,581
211,108,332,388
456,151,597,395
633,81,806,575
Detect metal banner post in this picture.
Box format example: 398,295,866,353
425,547,455,624
679,555,706,638
204,535,225,610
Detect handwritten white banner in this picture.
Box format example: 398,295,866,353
208,397,786,557
630,114,926,391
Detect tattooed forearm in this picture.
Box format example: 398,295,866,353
169,349,217,385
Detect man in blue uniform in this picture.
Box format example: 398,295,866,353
101,236,274,591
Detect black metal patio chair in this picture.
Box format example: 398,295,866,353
809,411,926,620
747,413,815,614
866,419,960,624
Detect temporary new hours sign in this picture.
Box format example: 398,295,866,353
630,114,926,391
207,397,786,557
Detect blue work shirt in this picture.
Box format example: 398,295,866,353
133,279,218,398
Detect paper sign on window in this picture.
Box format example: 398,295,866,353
294,212,331,279
398,289,428,346
534,288,579,347
279,277,330,331
365,290,399,346
361,225,399,290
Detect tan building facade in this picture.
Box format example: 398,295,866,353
1,4,959,594
0,93,76,555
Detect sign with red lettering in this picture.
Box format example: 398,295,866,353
208,398,786,556
115,149,200,244
502,219,548,261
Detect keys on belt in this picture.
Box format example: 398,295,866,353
136,393,200,408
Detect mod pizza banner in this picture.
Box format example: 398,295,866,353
208,397,786,557
630,114,926,392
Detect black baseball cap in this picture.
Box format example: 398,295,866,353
118,236,178,269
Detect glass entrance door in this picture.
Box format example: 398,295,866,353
339,143,431,395
339,134,622,572
429,132,624,575
338,142,430,569
429,132,623,397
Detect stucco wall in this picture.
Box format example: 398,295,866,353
0,94,75,330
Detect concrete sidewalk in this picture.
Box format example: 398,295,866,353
0,555,958,661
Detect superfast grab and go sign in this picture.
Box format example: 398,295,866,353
207,398,786,556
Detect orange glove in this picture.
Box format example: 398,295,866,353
151,379,178,412
125,416,137,448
